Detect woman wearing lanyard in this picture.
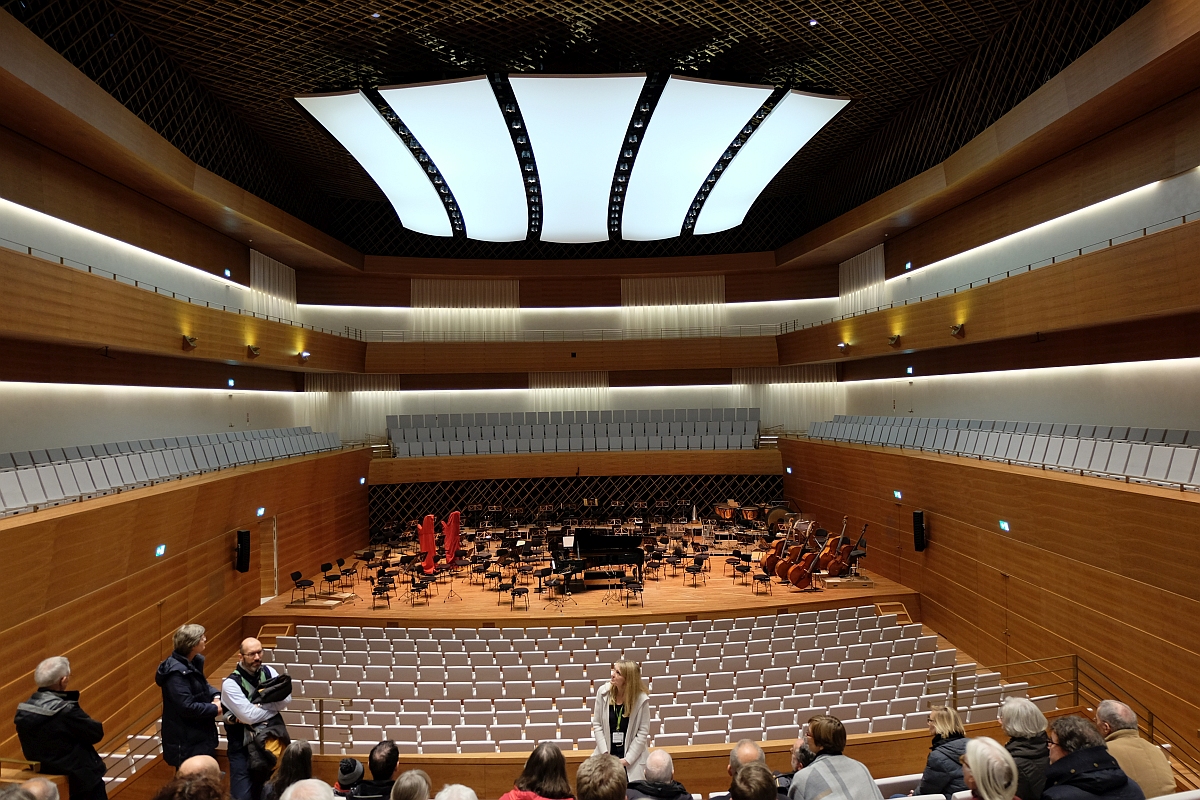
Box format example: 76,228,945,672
592,660,651,781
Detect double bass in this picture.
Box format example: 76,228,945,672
761,522,797,576
826,523,866,578
817,516,848,571
785,523,824,587
777,521,815,581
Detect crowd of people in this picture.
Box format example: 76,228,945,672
6,628,1181,800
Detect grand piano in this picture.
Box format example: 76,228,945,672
571,528,645,585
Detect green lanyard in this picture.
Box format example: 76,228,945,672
614,703,625,729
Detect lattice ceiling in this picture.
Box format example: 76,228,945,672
5,0,1148,261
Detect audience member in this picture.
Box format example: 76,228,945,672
626,749,690,800
264,741,313,800
961,737,1020,800
391,772,432,800
352,742,401,800
774,739,816,795
223,637,292,800
150,777,226,800
999,698,1049,800
501,742,575,800
1094,701,1175,799
577,754,628,800
1043,716,1144,800
178,755,222,783
19,778,60,800
281,780,335,800
335,759,365,798
157,624,222,768
711,739,768,800
786,715,883,800
915,706,969,799
593,661,651,781
433,787,477,800
730,763,778,800
13,656,107,800
0,787,36,800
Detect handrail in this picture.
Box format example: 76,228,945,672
97,702,164,788
358,325,782,343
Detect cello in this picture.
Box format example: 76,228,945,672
817,516,848,571
826,523,866,578
761,520,797,576
776,521,815,582
785,523,823,587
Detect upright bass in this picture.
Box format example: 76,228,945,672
826,523,867,578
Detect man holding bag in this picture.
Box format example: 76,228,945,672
222,638,292,800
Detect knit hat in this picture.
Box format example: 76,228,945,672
338,758,364,786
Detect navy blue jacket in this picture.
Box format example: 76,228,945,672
916,734,969,799
155,652,220,766
1042,746,1146,800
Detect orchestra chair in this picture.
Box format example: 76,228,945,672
368,576,391,608
337,558,357,588
753,570,773,595
685,556,706,587
496,577,515,604
734,552,754,585
511,586,530,610
290,571,314,603
320,563,340,594
624,580,644,607
725,549,743,576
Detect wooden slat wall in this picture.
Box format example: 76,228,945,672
369,449,783,484
0,448,371,759
779,438,1200,741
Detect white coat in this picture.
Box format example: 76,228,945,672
591,681,651,782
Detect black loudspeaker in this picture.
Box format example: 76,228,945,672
913,511,927,552
235,529,251,573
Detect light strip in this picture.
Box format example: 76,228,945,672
695,90,848,235
510,75,646,243
380,78,527,242
622,77,772,241
295,91,451,237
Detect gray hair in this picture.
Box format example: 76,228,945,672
390,771,431,800
33,657,70,688
1049,715,1104,755
999,697,1048,739
20,779,60,800
1096,700,1138,732
728,739,766,775
173,624,206,655
964,737,1018,800
433,786,477,800
279,780,334,800
645,750,674,784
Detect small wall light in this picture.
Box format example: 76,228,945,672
359,477,366,485
906,366,914,375
155,544,167,557
786,466,793,474
836,342,849,352
228,379,235,387
256,507,266,517
888,334,901,347
182,335,198,350
950,324,965,338
299,351,311,362
999,520,1011,532
893,490,902,500
247,345,261,358
224,269,232,278
904,261,912,270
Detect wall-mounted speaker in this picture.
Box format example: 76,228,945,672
913,511,927,552
235,529,251,573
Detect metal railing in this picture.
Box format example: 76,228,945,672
98,703,164,792
359,324,782,343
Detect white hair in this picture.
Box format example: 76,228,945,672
434,786,477,800
964,737,1019,800
999,697,1047,739
1096,700,1138,732
20,778,59,800
280,780,334,800
645,750,674,784
33,657,70,688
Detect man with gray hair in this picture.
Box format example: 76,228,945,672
710,740,770,800
13,656,107,800
19,778,60,800
626,749,690,800
280,780,335,800
433,786,477,800
1095,700,1175,798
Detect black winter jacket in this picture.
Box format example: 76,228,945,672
1042,746,1145,800
156,652,220,766
1008,733,1050,800
14,689,107,800
627,780,692,800
916,733,969,799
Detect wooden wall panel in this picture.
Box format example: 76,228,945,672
362,252,775,279
724,265,840,303
295,273,411,307
369,449,783,484
0,448,370,759
779,437,1200,741
519,277,622,308
0,247,367,373
776,219,1200,366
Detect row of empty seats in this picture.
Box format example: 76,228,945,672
393,420,760,442
388,408,761,428
808,416,1200,489
0,427,341,516
393,433,758,457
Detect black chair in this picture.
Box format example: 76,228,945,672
753,569,773,595
368,576,390,608
496,578,514,604
290,571,314,602
624,581,644,607
338,557,357,588
725,549,743,576
510,585,530,610
319,563,340,594
685,557,706,587
734,552,754,585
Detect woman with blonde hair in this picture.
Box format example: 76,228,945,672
592,661,651,781
914,706,969,799
962,737,1021,800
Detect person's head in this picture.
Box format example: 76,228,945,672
514,742,573,799
1047,715,1105,763
644,750,674,785
271,741,313,792
239,638,264,674
150,778,224,800
368,741,401,781
390,771,431,800
726,739,766,778
280,779,334,800
928,706,966,738
1095,700,1139,737
19,779,58,800
576,753,626,800
178,755,221,783
805,716,846,755
33,657,70,691
961,737,1019,800
173,624,207,658
433,786,476,800
789,739,816,772
609,661,646,708
998,698,1047,740
729,762,776,800
337,759,364,790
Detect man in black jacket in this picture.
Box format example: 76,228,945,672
14,657,107,800
1044,715,1145,800
350,742,400,800
626,750,690,800
222,637,291,800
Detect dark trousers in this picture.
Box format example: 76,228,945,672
227,747,263,800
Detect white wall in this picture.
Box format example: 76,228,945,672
843,358,1200,430
0,382,296,454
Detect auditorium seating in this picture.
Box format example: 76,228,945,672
259,607,1044,755
0,427,341,516
807,415,1200,489
387,408,761,457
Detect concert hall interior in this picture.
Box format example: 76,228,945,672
1,1,1199,798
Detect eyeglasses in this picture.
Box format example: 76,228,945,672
1048,739,1064,749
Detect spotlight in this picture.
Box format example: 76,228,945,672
182,335,198,350
950,324,965,338
299,351,311,362
836,342,849,352
247,345,260,358
888,334,901,347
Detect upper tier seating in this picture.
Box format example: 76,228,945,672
260,608,1045,755
387,408,761,457
0,427,341,516
808,416,1200,490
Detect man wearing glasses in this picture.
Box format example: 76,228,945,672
1042,715,1144,800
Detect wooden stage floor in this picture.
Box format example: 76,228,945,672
244,564,921,634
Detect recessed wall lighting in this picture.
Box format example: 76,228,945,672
999,520,1011,532
904,261,912,270
906,366,914,375
228,379,236,387
785,466,793,474
893,490,902,500
256,507,266,517
224,269,232,277
359,477,366,485
155,544,167,557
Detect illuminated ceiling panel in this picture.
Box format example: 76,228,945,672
695,91,849,235
379,78,527,242
621,77,773,242
510,75,645,244
295,91,451,237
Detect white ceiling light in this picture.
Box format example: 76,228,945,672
379,77,527,242
695,90,848,235
295,91,451,237
622,77,772,241
510,74,645,243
